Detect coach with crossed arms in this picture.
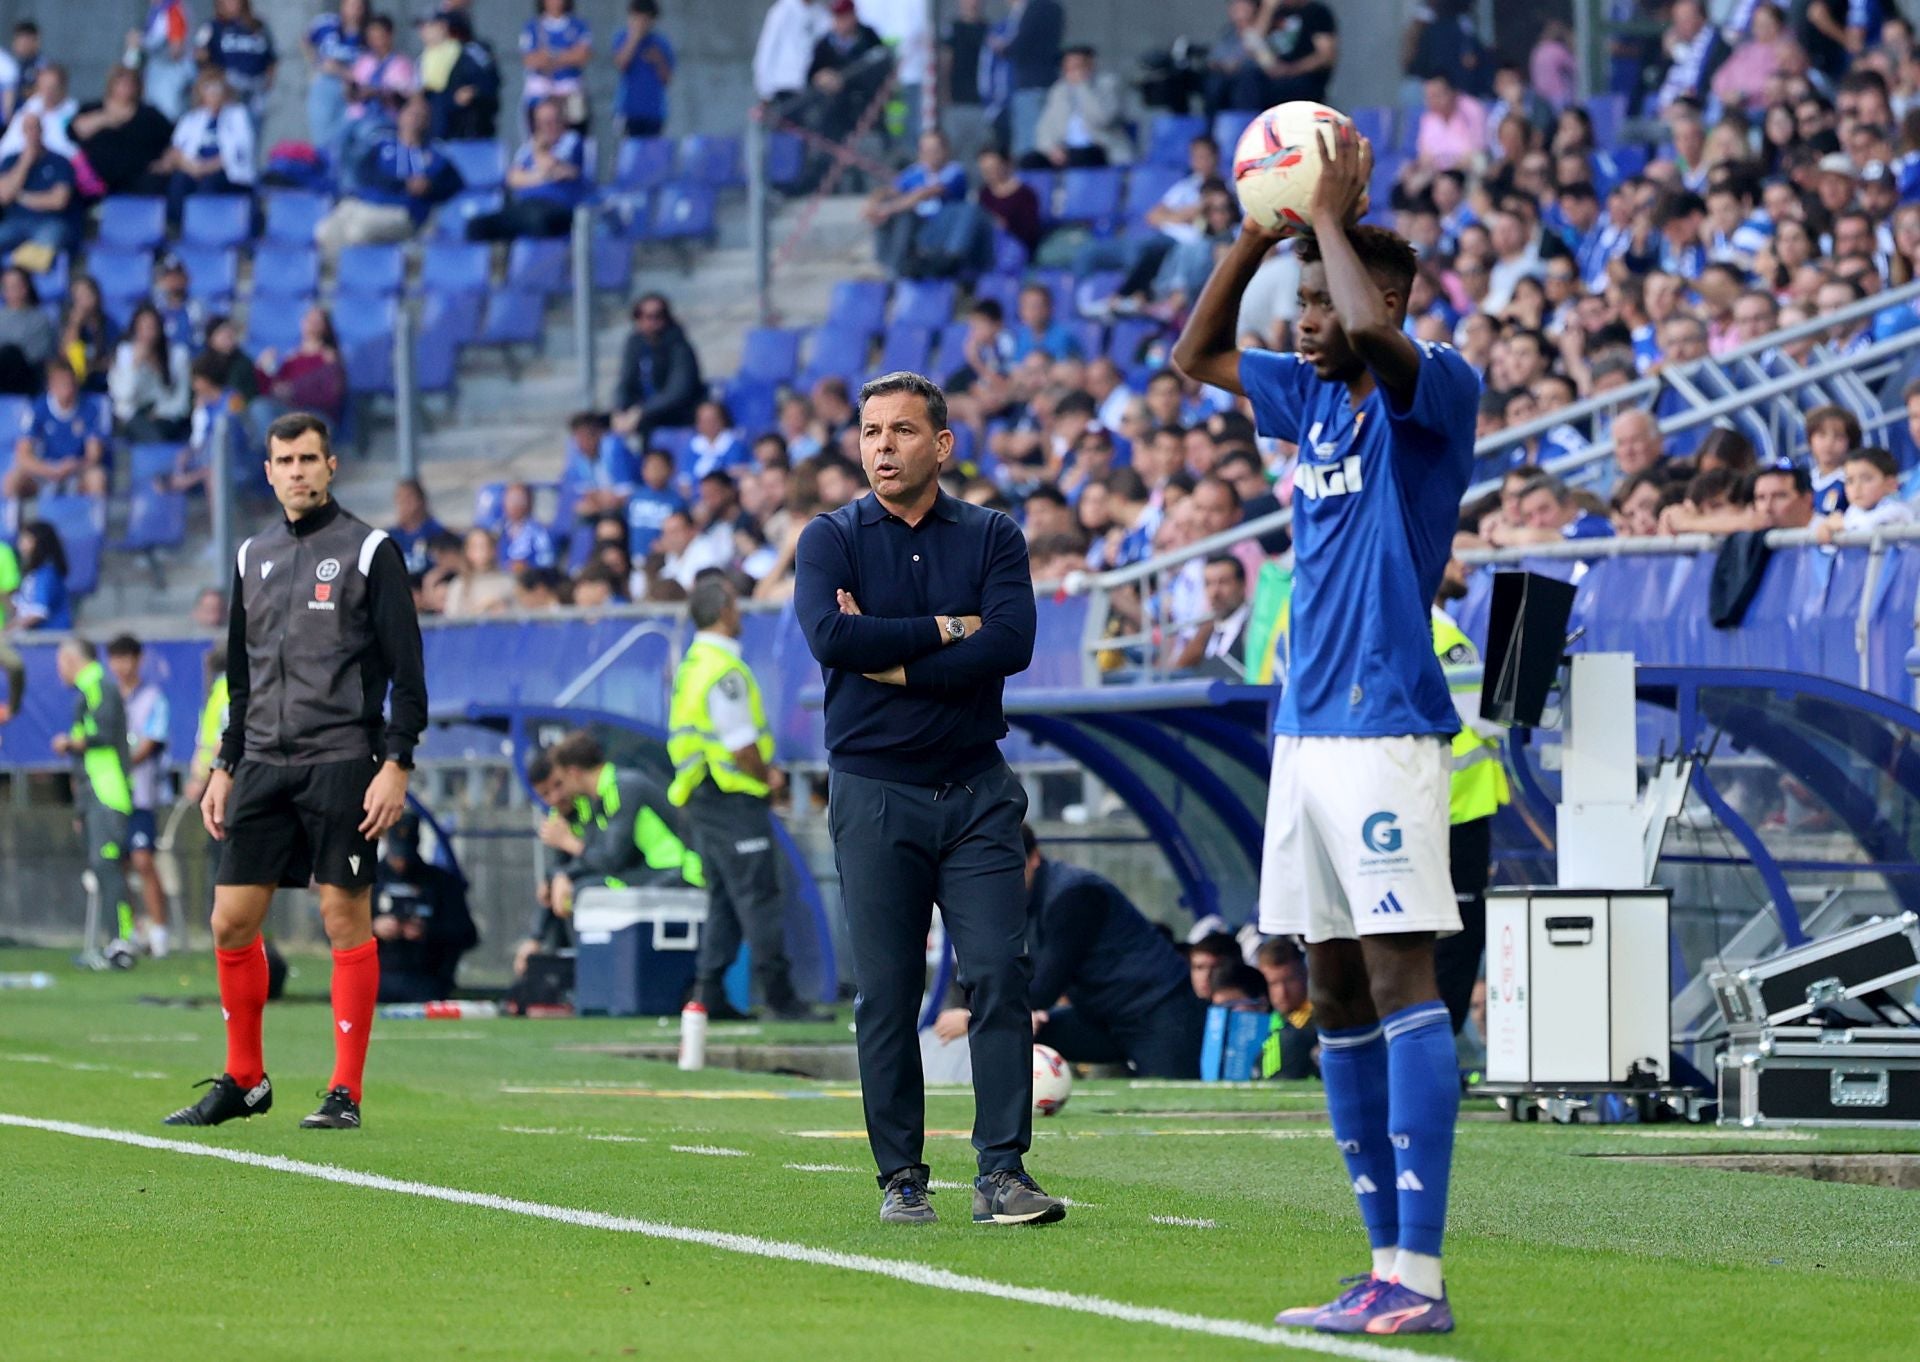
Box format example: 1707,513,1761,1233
795,370,1063,1227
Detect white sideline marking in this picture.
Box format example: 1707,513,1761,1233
784,1162,858,1173
671,1144,749,1157
1593,1129,1816,1143
0,1053,168,1080
87,1034,202,1044
1151,1216,1218,1230
928,1179,1096,1209
0,1112,1466,1362
499,1125,650,1144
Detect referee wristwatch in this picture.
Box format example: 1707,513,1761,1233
210,756,235,774
945,616,967,643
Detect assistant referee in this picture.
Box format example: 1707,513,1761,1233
795,370,1063,1228
165,412,427,1130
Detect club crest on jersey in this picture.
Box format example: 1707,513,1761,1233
316,557,341,582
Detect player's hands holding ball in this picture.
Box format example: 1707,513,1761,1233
1309,120,1371,235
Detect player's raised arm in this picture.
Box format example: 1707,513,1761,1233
1170,212,1284,398
1307,121,1422,413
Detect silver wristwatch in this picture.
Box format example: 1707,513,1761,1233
945,617,967,642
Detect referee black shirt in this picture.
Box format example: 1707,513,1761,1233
794,488,1035,786
220,498,428,768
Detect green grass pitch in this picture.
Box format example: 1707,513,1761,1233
4,947,1918,1362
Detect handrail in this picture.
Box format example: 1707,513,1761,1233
1479,275,1920,461
1457,522,1920,565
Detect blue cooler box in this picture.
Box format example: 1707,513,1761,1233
573,887,707,1016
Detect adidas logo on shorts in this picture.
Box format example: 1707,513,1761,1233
1370,891,1408,916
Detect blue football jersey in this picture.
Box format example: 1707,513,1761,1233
1242,342,1480,739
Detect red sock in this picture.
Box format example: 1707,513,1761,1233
215,940,269,1088
329,940,380,1103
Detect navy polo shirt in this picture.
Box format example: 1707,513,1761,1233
795,488,1035,786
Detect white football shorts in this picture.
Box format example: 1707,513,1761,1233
1257,734,1459,942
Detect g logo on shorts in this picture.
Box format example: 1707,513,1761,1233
315,558,342,582
1361,811,1401,855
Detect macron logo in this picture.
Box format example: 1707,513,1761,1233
348,855,361,875
338,1020,353,1034
1396,1171,1425,1192
1371,892,1408,917
260,562,274,580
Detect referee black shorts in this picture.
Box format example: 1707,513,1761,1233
217,756,380,891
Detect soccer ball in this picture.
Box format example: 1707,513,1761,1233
1231,101,1372,237
1032,1043,1073,1117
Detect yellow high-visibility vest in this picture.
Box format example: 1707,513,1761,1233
1434,608,1509,825
666,637,774,806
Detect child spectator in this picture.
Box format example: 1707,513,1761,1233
626,446,686,558
9,518,69,630
58,276,116,394
1818,447,1915,542
612,0,673,138
1804,403,1861,516
4,358,108,499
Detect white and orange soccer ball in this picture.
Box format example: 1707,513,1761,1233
1231,101,1372,237
1032,1043,1073,1116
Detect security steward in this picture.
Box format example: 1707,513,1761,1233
935,824,1207,1078
166,411,427,1132
794,370,1064,1228
1432,584,1511,1035
667,576,827,1022
544,730,703,908
52,637,136,962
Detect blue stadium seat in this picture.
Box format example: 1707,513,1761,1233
89,249,151,309
766,131,805,188
1058,167,1123,230
722,378,778,433
476,288,544,347
970,271,1020,318
799,325,870,387
874,322,932,377
95,197,167,251
649,426,694,470
1123,164,1183,224
931,320,970,376
505,238,570,296
1144,113,1208,168
36,494,103,596
1348,106,1394,157
680,134,744,188
990,229,1028,274
181,195,253,248
1587,92,1628,149
590,230,633,293
420,241,491,296
0,395,31,446
1068,317,1105,360
421,287,484,346
333,297,398,348
253,243,319,299
890,278,957,330
32,251,68,303
262,189,331,246
1030,269,1074,322
1212,110,1260,158
129,442,184,487
1016,169,1059,223
615,136,677,190
120,485,187,551
244,299,308,355
432,189,503,241
413,317,460,396
1106,316,1162,367
648,182,716,241
343,334,394,395
472,481,506,530
826,279,890,338
335,243,406,298
739,326,802,386
173,244,238,304
441,140,507,191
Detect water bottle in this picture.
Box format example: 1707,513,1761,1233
0,972,54,990
678,1000,708,1072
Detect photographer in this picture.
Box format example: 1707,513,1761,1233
371,812,477,1003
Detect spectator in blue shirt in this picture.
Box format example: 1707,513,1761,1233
8,518,69,631
1009,282,1081,362
465,98,586,240
304,0,369,155
194,0,278,126
314,94,461,260
388,478,447,576
3,359,106,500
0,111,75,260
626,446,686,557
520,0,592,131
563,410,639,520
613,0,674,138
499,481,557,569
163,352,244,496
863,129,979,277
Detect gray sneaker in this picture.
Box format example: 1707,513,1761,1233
879,1170,938,1224
971,1168,1067,1226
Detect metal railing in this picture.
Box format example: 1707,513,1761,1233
1070,302,1920,684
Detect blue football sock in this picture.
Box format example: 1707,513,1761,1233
1383,1001,1460,1258
1318,1022,1397,1253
